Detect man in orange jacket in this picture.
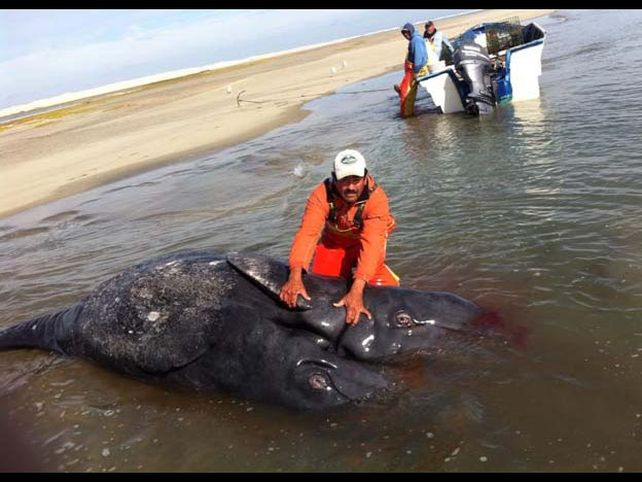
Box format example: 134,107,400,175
279,149,399,326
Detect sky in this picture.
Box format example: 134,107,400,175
0,9,474,113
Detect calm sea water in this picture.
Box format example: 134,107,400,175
1,10,641,472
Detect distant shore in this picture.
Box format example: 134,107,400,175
0,9,555,220
0,9,483,121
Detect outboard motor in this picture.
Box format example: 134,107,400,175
453,42,496,115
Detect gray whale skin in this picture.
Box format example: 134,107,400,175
0,250,488,410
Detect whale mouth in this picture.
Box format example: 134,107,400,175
412,318,464,331
296,358,337,370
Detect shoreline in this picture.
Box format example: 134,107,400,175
0,9,484,120
0,9,556,221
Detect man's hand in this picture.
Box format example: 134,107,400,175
279,267,311,308
333,278,372,325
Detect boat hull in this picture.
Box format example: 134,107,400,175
417,21,546,114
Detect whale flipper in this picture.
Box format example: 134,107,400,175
226,252,312,310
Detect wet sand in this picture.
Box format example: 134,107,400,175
0,9,555,219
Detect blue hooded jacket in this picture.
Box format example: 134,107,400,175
402,22,428,74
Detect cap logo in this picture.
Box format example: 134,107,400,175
341,155,357,165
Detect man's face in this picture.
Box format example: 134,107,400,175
335,176,366,204
425,24,436,37
401,30,411,40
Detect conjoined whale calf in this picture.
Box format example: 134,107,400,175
0,250,496,410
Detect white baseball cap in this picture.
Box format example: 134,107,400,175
333,149,366,180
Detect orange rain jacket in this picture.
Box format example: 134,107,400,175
288,175,396,282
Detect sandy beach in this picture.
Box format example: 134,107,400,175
0,9,555,220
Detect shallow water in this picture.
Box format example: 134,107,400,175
1,10,641,472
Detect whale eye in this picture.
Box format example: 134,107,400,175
394,311,414,328
308,373,332,391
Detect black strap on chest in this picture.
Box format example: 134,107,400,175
324,177,376,231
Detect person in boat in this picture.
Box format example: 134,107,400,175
423,20,454,73
395,22,428,118
279,149,399,325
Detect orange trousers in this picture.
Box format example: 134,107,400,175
399,61,429,118
310,240,400,287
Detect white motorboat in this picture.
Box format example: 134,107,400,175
418,19,547,115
